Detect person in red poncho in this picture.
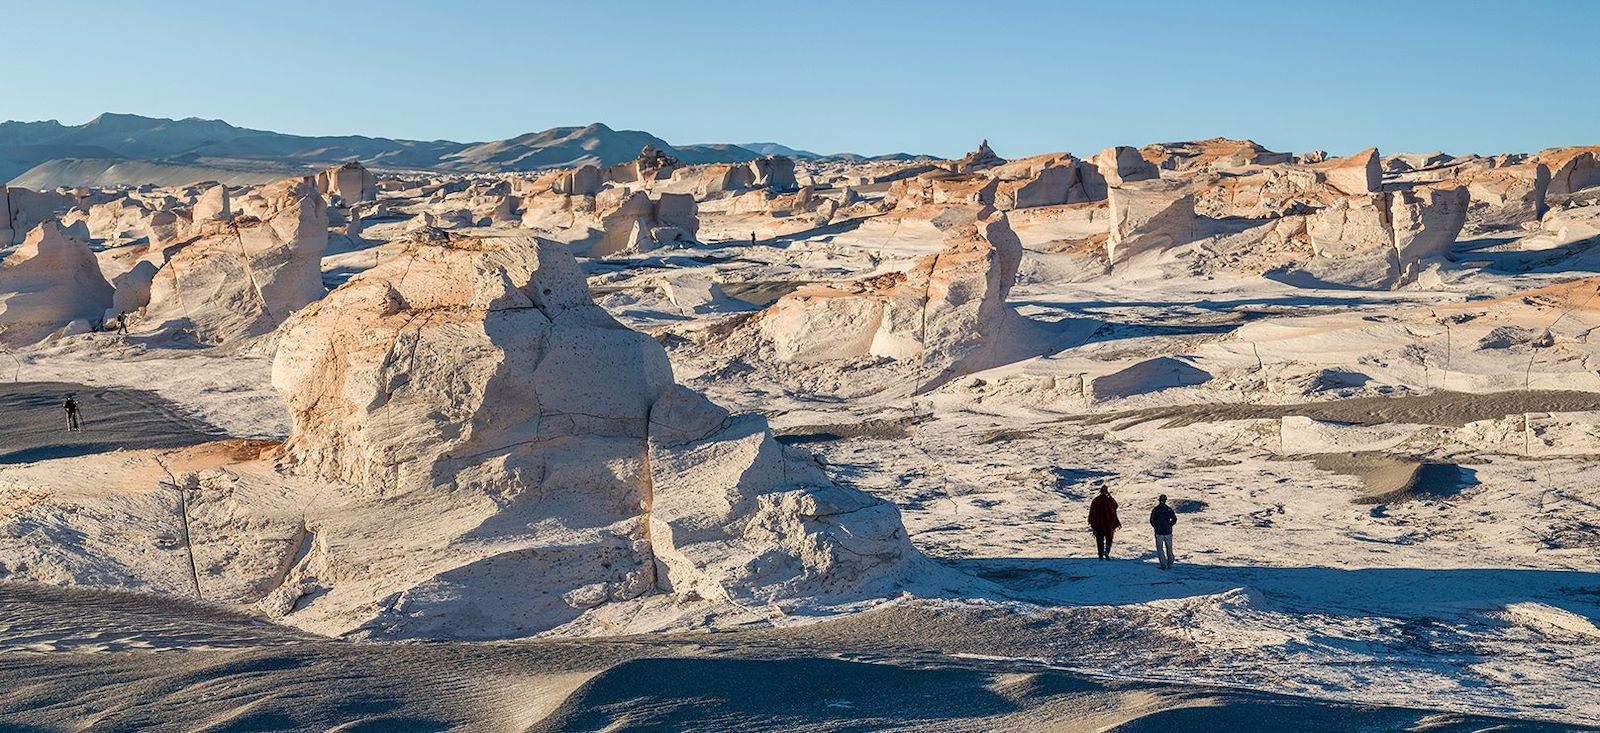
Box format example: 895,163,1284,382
1088,486,1121,560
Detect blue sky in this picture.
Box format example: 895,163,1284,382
6,0,1595,158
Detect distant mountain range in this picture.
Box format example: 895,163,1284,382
0,113,931,188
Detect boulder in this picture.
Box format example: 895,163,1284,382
0,221,114,345
141,176,328,341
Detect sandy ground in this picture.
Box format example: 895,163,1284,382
0,584,1585,733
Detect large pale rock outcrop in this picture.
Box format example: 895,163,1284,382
315,162,378,203
140,176,328,341
890,170,999,210
1461,162,1549,228
758,210,1042,389
748,156,798,191
1534,147,1600,197
665,164,756,199
664,157,799,199
988,153,1104,209
1106,181,1201,264
1389,184,1470,262
1302,184,1467,287
553,165,602,196
1313,147,1381,196
192,184,232,222
1090,146,1159,186
270,234,916,637
67,196,160,245
0,221,114,344
572,191,698,258
5,187,74,244
951,140,1005,173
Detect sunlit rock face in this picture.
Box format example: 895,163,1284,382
140,176,328,342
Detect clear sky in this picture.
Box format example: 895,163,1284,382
6,0,1595,159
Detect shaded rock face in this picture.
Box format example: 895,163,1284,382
1106,182,1201,264
0,220,114,344
759,210,1037,389
141,176,328,342
271,234,916,636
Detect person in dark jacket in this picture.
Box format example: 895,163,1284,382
63,395,81,432
1088,487,1120,560
1150,494,1177,570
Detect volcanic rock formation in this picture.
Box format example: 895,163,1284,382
140,176,328,341
315,161,378,204
0,220,114,344
758,209,1045,390
270,233,918,636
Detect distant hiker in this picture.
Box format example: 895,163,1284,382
750,231,757,246
1150,494,1178,570
63,395,81,432
115,310,129,335
1088,486,1120,560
